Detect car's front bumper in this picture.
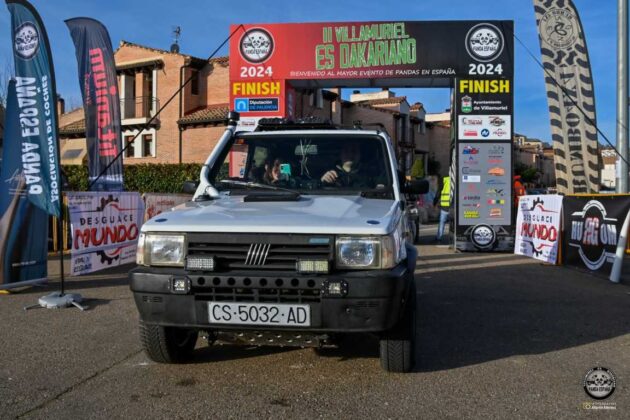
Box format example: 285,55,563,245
129,245,416,333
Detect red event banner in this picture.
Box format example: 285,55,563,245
229,21,514,81
229,21,513,120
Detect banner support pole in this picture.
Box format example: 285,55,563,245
610,210,630,283
618,0,629,193
58,194,65,295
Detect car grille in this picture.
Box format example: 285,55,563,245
191,275,322,304
186,233,333,272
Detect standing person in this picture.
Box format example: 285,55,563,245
434,174,451,242
513,175,526,208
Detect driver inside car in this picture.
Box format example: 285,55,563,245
320,143,372,188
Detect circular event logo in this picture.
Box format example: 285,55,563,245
583,367,616,400
239,28,274,64
540,8,579,50
465,23,504,62
471,224,496,250
14,22,40,60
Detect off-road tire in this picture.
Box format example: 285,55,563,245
413,220,420,244
379,280,417,373
139,321,198,363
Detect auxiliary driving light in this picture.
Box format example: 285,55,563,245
322,279,348,297
297,259,330,274
171,277,191,294
186,255,216,271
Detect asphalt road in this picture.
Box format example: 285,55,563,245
1,227,629,419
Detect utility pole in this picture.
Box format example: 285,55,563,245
617,0,629,193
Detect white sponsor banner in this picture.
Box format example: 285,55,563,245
143,193,191,222
68,192,144,275
236,117,263,132
514,194,563,263
458,115,511,140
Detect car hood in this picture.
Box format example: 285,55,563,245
142,194,400,235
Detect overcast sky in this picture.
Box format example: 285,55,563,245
0,0,618,144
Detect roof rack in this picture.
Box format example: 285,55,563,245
254,117,386,133
255,117,337,131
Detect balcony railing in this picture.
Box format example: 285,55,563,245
120,96,159,120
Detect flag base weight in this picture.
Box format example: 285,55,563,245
24,292,87,311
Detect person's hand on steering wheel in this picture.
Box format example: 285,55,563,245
321,170,339,184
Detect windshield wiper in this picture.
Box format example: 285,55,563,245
219,179,300,195
360,189,393,198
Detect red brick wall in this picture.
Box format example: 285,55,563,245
424,125,450,177
181,125,227,163
341,105,396,140
204,62,230,106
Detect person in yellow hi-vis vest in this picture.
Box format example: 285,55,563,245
433,175,451,242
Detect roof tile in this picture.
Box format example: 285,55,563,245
179,103,230,125
356,96,407,106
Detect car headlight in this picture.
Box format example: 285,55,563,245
336,223,406,270
136,233,186,267
336,237,380,269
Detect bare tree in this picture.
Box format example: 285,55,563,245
0,56,15,107
64,95,83,113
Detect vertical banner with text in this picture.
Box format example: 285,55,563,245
6,0,61,217
66,17,124,191
533,0,600,194
68,192,144,275
0,80,49,287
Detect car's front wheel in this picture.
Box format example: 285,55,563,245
139,321,199,363
379,280,417,373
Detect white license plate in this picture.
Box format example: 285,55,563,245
208,302,311,327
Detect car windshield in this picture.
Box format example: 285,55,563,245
208,133,393,197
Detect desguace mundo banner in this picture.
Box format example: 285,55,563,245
68,192,144,275
514,195,563,264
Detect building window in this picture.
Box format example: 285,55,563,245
190,70,199,96
125,135,136,158
143,134,154,157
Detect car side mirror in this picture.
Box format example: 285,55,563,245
182,180,199,194
403,179,429,195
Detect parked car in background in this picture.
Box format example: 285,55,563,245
526,188,547,195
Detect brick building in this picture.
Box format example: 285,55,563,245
59,41,230,165
58,40,445,176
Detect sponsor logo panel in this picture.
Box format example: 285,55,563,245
458,115,511,140
458,143,512,226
